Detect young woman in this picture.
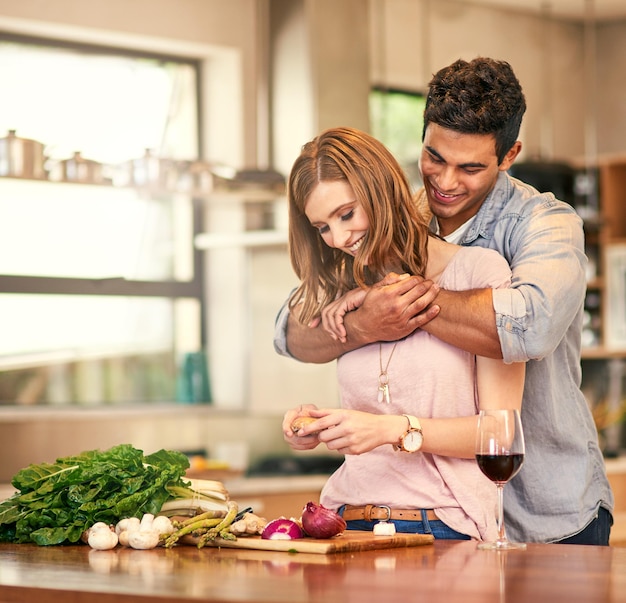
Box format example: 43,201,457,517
281,126,525,541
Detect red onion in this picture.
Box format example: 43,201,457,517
261,517,304,540
301,501,346,539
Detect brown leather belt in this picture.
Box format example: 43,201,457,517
342,504,438,522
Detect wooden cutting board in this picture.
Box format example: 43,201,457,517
186,530,434,554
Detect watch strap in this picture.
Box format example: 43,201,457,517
402,414,422,432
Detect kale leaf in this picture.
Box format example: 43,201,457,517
0,444,190,545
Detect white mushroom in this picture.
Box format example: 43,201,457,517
152,515,175,535
87,524,119,550
111,513,172,550
127,513,160,550
127,529,160,550
115,516,140,535
81,521,111,544
118,530,132,547
91,521,110,532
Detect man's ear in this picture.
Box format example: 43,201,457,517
499,141,522,171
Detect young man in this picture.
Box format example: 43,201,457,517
274,57,613,545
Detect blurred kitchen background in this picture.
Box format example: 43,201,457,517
1,0,626,482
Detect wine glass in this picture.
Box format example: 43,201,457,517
475,409,526,550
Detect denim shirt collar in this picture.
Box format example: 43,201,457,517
459,171,512,245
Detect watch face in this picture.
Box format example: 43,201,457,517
403,430,423,452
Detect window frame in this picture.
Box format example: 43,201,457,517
369,85,426,179
0,32,207,344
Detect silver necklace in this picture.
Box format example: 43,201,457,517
378,342,398,404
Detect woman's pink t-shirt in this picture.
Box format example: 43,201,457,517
320,246,512,540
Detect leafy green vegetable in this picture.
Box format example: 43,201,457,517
0,444,190,545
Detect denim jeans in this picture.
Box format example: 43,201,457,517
552,507,613,546
340,507,471,540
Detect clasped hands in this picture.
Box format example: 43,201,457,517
311,272,440,344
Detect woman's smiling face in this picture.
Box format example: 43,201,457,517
304,180,369,256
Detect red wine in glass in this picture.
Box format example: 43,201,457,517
475,409,526,550
476,453,524,484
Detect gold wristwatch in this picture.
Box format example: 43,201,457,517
395,414,423,453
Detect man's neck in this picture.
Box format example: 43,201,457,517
436,216,476,244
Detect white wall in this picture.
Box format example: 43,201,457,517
269,0,372,177
596,21,626,156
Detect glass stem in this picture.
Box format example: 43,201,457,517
496,483,507,543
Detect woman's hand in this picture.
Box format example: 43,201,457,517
318,288,368,341
282,404,323,451
298,408,404,455
315,272,437,344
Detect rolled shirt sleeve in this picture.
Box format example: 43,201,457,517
492,199,587,364
273,293,294,358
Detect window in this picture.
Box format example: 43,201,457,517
0,35,204,405
369,87,425,187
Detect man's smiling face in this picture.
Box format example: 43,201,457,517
420,123,519,237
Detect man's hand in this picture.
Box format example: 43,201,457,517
323,272,440,343
285,273,441,363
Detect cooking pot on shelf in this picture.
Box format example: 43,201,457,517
0,129,47,179
114,148,180,190
60,151,104,184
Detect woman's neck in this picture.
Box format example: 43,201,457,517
424,237,460,282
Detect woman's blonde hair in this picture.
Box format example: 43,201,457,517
288,126,430,324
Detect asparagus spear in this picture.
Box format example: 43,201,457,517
163,511,226,548
197,501,239,548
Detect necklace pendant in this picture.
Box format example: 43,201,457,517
378,343,397,404
381,383,391,404
378,372,390,404
377,384,385,403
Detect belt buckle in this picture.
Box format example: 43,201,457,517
376,505,392,521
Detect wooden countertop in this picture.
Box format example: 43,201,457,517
1,539,625,603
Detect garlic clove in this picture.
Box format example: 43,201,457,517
373,521,397,536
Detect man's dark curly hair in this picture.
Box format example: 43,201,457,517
423,57,527,165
